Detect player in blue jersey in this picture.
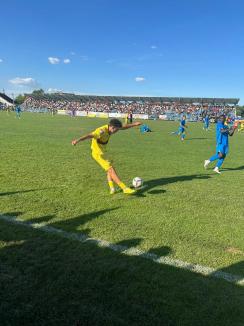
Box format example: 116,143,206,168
15,106,21,119
204,115,236,174
171,115,187,141
203,115,210,131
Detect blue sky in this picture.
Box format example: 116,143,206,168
1,0,244,103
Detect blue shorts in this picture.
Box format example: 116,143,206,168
217,144,228,155
179,127,185,133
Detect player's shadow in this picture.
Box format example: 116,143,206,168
0,189,49,197
185,137,209,141
147,189,166,195
147,246,172,257
222,165,244,171
211,261,244,283
0,211,23,218
28,207,120,236
136,174,211,196
116,238,142,248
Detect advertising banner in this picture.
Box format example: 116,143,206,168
57,110,67,115
95,112,109,118
159,114,168,120
76,111,87,117
108,112,126,118
133,114,148,120
87,112,96,118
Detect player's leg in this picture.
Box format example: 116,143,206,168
92,152,135,194
108,167,135,194
214,152,226,174
204,151,219,169
107,171,115,194
92,152,114,193
181,130,185,141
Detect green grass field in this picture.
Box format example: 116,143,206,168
0,112,243,325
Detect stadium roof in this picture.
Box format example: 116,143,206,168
0,92,14,105
28,93,239,105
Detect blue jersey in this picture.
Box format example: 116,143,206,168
216,121,229,154
179,119,186,133
181,119,186,127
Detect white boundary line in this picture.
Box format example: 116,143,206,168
0,214,243,286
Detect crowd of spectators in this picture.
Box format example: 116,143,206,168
22,95,236,119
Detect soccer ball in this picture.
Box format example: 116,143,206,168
132,177,143,188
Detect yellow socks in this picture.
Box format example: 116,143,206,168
110,181,136,195
118,181,127,190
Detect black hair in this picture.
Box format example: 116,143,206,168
109,119,122,128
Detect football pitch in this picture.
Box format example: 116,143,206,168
0,112,243,325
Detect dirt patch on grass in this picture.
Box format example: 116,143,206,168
226,247,244,255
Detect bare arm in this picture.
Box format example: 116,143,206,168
228,127,236,137
72,133,94,146
120,121,141,130
220,127,235,136
220,127,229,134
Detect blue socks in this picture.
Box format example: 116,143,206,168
210,154,219,162
216,158,225,168
209,154,225,168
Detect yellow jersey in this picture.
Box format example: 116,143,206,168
91,125,110,152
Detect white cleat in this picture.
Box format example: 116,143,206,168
213,167,221,174
204,160,210,169
110,188,116,195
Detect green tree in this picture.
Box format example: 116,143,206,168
236,106,244,117
14,94,26,105
31,89,45,96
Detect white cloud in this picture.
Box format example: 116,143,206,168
9,77,36,87
0,59,3,63
135,77,146,82
70,51,76,55
48,57,60,64
63,58,71,64
151,45,157,49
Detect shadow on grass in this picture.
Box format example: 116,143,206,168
222,165,244,171
148,245,172,256
0,188,55,197
185,137,209,140
0,216,243,326
116,238,142,248
0,189,40,197
29,208,119,234
136,174,211,197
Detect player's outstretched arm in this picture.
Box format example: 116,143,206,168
120,121,141,130
228,126,236,137
220,127,231,135
72,133,94,146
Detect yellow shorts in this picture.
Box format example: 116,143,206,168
92,150,112,171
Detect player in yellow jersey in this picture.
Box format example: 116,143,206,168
72,119,141,195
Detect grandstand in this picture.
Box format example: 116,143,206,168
22,93,239,121
24,92,239,105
